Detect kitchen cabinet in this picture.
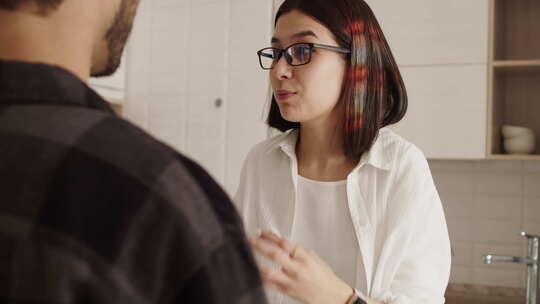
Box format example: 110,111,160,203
225,0,273,193
125,0,272,194
398,65,487,159
125,0,189,156
184,0,230,188
367,1,489,66
371,0,540,160
367,0,490,159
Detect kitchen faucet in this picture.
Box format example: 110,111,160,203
483,232,539,304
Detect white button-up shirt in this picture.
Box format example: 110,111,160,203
234,127,451,304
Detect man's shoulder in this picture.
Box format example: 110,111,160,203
1,104,176,158
20,106,231,258
1,103,200,199
45,105,181,175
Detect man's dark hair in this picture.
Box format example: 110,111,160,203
268,0,408,160
0,0,63,11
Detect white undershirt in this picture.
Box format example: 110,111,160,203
283,175,360,304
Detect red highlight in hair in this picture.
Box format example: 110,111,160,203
350,21,365,34
345,117,364,134
349,66,367,82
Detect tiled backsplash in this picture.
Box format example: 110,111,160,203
428,160,540,288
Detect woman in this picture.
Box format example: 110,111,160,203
234,0,451,303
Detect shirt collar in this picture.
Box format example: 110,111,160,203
355,128,392,171
0,59,114,113
266,128,392,171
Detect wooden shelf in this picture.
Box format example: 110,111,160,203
493,60,540,69
492,0,540,61
489,154,540,161
487,0,540,159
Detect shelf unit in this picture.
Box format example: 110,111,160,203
487,0,540,160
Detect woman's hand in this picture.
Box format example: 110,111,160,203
250,231,355,304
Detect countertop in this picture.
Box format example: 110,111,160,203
446,283,525,304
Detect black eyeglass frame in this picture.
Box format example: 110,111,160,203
257,42,351,70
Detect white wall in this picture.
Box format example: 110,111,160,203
124,0,273,195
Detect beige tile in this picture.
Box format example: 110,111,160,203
472,243,525,270
523,196,540,222
473,160,523,173
450,266,473,284
452,241,473,266
523,222,540,236
475,173,522,196
473,195,522,221
471,268,525,288
472,220,523,244
523,161,540,173
441,193,474,218
524,174,540,196
432,172,476,194
447,217,473,242
429,160,475,172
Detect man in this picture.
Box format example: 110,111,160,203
0,0,267,303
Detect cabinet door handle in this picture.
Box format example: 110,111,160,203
215,98,223,108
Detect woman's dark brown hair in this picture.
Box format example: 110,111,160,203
267,0,407,159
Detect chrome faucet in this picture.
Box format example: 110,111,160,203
483,232,539,304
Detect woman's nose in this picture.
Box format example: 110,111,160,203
271,55,292,80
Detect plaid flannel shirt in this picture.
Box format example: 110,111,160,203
0,60,267,304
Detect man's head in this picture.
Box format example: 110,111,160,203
0,0,140,78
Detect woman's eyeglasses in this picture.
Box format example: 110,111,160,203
257,42,350,70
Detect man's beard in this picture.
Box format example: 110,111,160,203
92,0,138,77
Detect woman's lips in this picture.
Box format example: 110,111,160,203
275,91,297,100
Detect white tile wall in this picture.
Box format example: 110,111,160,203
524,174,540,196
447,218,473,242
450,265,472,283
473,195,522,220
524,196,540,221
452,241,474,266
430,159,540,288
470,268,524,288
472,220,523,244
125,0,272,194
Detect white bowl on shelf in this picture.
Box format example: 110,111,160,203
502,125,534,139
504,133,536,154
